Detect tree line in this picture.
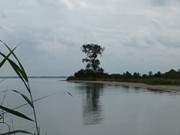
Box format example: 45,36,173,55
69,68,180,80
67,43,180,85
110,69,180,79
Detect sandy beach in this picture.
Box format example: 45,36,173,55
68,80,180,92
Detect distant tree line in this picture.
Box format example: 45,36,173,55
68,69,180,85
68,69,180,80
109,69,180,79
67,43,180,85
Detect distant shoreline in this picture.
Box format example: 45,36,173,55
67,80,180,92
0,76,67,79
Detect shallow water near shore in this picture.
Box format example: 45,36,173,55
1,78,180,135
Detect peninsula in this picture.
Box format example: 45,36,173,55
67,44,180,91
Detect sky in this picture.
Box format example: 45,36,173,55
0,0,180,76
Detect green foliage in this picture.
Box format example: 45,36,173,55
68,42,180,85
68,69,180,85
67,69,108,81
0,47,16,68
12,90,34,108
82,43,104,72
0,105,33,121
0,130,33,135
0,40,39,135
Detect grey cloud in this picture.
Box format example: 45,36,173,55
0,0,180,75
150,0,171,6
150,0,180,6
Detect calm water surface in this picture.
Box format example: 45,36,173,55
1,79,180,135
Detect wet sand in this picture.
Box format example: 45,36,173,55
68,80,180,92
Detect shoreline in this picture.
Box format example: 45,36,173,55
67,80,180,92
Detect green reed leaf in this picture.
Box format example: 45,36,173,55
0,50,30,93
0,40,29,82
0,105,33,121
0,47,16,68
0,130,32,135
7,58,31,93
12,90,33,108
0,51,26,86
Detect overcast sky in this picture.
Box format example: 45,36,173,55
0,0,180,76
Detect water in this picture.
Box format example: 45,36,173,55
1,79,180,135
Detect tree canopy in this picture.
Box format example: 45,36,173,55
82,43,104,72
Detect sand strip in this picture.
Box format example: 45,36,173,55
67,80,180,92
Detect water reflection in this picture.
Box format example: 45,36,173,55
77,83,104,125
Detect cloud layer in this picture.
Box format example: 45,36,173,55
0,0,180,75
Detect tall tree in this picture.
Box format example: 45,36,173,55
82,43,104,72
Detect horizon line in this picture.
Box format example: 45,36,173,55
0,76,67,79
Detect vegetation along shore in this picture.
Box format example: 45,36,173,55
67,44,180,90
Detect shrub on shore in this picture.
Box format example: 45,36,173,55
67,69,180,85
